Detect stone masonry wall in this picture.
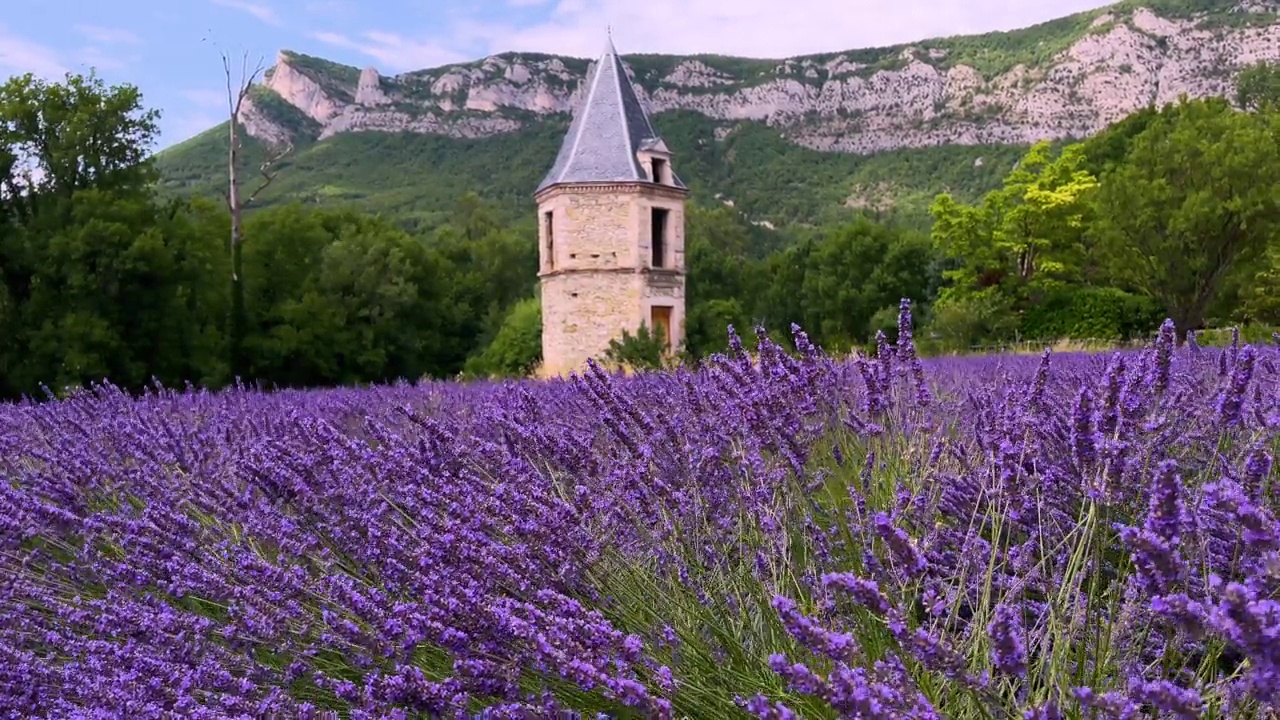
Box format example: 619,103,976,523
538,190,637,273
537,183,688,376
541,272,642,374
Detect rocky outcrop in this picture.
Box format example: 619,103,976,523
355,67,391,106
261,51,344,124
238,99,294,147
241,4,1279,154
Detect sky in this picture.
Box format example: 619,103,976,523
1,0,1118,150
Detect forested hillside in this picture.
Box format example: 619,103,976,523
156,112,1029,232
2,59,1278,397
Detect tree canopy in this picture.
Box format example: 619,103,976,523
1,69,1277,397
1091,97,1280,337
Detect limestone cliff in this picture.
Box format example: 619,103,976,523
243,2,1279,155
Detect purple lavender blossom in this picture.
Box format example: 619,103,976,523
1,318,1275,718
873,512,928,580
987,604,1027,678
1071,387,1099,467
1218,345,1256,427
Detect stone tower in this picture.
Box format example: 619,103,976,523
534,36,688,377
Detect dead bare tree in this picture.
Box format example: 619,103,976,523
222,50,291,378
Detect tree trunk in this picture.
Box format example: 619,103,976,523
1170,303,1206,347
221,52,289,383
227,115,246,380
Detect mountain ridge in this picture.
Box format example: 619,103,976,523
238,0,1278,154
153,0,1279,227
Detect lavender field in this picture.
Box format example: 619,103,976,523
1,306,1278,719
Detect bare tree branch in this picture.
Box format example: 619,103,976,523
244,141,292,207
222,51,287,210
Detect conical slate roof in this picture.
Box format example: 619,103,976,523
536,36,686,193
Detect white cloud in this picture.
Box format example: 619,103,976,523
154,90,233,150
159,111,224,149
464,0,1116,61
312,30,470,71
309,0,1117,74
182,88,228,109
73,24,142,45
0,26,66,79
75,46,141,73
210,0,282,27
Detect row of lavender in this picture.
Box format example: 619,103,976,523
1,305,1277,718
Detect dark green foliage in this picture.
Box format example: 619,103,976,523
1019,287,1164,341
681,205,766,357
923,290,1021,351
775,219,937,352
1074,105,1161,177
1091,97,1280,337
0,71,217,396
679,208,941,357
462,298,542,379
239,204,451,386
1236,60,1280,111
604,324,667,371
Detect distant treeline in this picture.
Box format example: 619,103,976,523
1,64,1278,397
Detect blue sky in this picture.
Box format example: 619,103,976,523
1,0,1115,150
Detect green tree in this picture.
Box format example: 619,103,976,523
449,190,505,242
463,297,542,378
1,71,160,338
1092,97,1280,337
0,71,159,222
682,204,762,356
797,218,936,351
0,72,222,397
1076,105,1162,178
924,289,1020,351
5,190,228,394
241,202,339,380
242,204,450,386
1235,60,1280,112
1235,244,1280,325
427,195,538,368
930,140,1099,305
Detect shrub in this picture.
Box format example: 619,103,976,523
462,297,542,378
603,322,669,371
1020,286,1163,341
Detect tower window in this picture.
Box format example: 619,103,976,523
543,210,554,270
651,207,668,268
651,158,667,184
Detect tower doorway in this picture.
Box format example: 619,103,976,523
650,305,672,349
